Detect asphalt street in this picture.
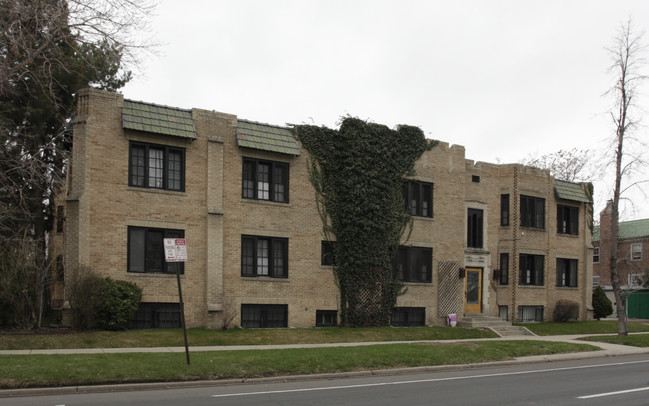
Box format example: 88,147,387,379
3,354,649,406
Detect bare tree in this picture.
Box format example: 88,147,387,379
520,148,593,182
605,19,647,336
0,0,157,329
1,0,158,100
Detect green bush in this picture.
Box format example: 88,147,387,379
97,278,142,331
554,300,580,322
592,285,613,320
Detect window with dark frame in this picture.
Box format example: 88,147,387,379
518,305,544,322
557,205,579,235
391,307,425,326
129,142,185,192
128,226,184,274
519,253,544,286
467,208,484,248
241,304,288,328
321,241,336,266
241,235,288,278
392,246,432,283
499,253,509,285
315,310,337,327
500,194,510,226
520,195,545,229
403,180,433,217
132,302,181,329
556,258,578,287
242,158,289,203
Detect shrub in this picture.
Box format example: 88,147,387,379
554,300,580,322
97,278,142,331
592,285,613,320
67,266,104,329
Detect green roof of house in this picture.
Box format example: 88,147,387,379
122,100,197,139
236,120,300,156
593,218,649,242
554,180,591,203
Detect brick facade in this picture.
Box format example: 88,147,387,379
50,88,594,328
593,202,649,312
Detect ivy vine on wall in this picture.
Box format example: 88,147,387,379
294,117,437,327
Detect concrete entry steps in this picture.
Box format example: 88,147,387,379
457,314,535,336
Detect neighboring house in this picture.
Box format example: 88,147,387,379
49,88,594,328
593,202,649,318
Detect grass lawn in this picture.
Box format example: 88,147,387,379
582,334,649,347
0,340,597,389
0,326,496,350
516,320,649,336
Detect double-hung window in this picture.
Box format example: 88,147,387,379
520,195,545,229
403,181,433,217
242,158,289,203
557,205,579,235
556,258,578,287
241,235,288,278
631,243,643,261
128,226,184,274
393,246,432,283
467,208,484,248
519,253,544,286
129,142,185,191
593,247,600,263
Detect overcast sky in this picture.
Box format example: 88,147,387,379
123,1,649,220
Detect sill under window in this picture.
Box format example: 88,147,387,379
241,198,292,208
127,271,183,277
520,226,546,232
411,215,434,220
241,276,290,282
127,186,186,196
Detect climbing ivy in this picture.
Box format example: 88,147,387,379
294,117,437,327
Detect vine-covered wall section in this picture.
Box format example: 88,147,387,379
294,117,437,326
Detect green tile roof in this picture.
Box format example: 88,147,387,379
593,218,649,242
554,180,591,203
122,100,197,139
236,120,300,156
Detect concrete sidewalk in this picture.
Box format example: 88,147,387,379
2,333,648,359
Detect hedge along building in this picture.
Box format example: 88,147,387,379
50,88,594,328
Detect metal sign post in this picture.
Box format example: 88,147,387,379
164,238,190,365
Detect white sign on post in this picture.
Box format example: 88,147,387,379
164,238,187,262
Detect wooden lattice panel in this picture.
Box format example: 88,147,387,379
438,261,462,317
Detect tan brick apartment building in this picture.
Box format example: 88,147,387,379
593,202,649,318
50,88,594,328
